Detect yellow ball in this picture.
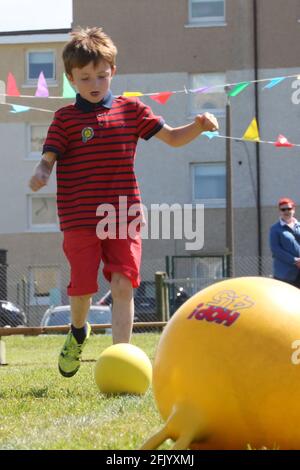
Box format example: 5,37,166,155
141,277,300,450
94,343,152,395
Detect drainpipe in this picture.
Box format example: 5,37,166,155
253,0,262,274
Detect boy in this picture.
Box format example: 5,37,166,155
29,27,219,378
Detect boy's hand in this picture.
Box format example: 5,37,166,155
195,112,219,133
29,161,51,192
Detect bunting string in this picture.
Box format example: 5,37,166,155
203,133,300,148
1,71,300,148
0,101,54,113
0,72,299,100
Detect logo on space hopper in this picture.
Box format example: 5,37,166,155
187,289,254,327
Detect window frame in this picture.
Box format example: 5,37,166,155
191,162,226,208
188,0,226,26
189,72,226,117
26,49,56,85
27,194,59,232
26,123,49,160
0,80,5,104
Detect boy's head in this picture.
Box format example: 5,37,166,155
63,27,117,75
63,27,117,103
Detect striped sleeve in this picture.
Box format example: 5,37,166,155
135,99,165,140
43,110,68,158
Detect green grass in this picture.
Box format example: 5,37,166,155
0,333,169,450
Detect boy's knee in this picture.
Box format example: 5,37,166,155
111,273,133,301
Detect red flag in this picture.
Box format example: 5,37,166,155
149,91,173,105
6,72,20,96
274,134,295,148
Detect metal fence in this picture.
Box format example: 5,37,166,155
0,256,273,330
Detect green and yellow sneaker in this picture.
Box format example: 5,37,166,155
58,323,91,377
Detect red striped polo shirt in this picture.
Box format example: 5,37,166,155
43,91,165,231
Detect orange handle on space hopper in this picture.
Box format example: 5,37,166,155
140,277,300,450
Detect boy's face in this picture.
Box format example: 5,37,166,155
67,59,116,103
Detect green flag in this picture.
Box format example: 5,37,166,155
63,73,76,98
227,82,250,97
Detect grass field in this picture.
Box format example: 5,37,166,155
0,332,169,450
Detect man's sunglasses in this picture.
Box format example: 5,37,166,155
280,207,293,212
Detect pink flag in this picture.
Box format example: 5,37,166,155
6,72,20,96
35,71,49,97
274,134,295,148
149,92,173,105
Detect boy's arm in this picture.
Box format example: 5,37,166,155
155,112,219,147
29,151,57,192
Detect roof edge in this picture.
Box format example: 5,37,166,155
0,28,71,37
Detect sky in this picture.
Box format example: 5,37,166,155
0,0,72,32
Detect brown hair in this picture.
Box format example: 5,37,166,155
63,27,117,75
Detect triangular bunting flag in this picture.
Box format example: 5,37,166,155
63,73,76,98
242,118,260,141
10,104,30,113
123,91,144,97
35,71,49,97
274,134,295,148
227,82,250,97
202,131,220,139
263,77,285,89
190,86,211,94
149,92,173,104
6,72,20,96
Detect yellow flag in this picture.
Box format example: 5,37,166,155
242,118,260,141
123,91,144,97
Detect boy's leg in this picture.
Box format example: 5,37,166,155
111,272,134,343
59,229,101,377
69,294,92,344
58,294,93,377
70,294,92,327
102,232,142,344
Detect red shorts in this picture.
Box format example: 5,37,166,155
63,229,142,296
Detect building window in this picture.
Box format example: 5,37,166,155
189,0,225,25
29,266,61,306
0,80,5,104
27,50,55,82
189,73,226,116
191,162,226,207
27,124,49,160
28,195,58,230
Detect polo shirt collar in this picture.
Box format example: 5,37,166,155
280,217,298,226
75,90,114,112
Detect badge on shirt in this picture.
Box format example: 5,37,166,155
82,127,94,143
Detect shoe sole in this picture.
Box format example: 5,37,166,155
58,365,80,378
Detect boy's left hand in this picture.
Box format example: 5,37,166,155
195,112,219,133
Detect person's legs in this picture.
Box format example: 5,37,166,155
69,294,92,345
102,231,142,343
59,229,101,377
111,272,134,343
70,294,92,327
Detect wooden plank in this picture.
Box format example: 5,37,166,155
0,322,167,337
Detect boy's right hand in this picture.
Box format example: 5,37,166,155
29,154,56,191
29,163,51,192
